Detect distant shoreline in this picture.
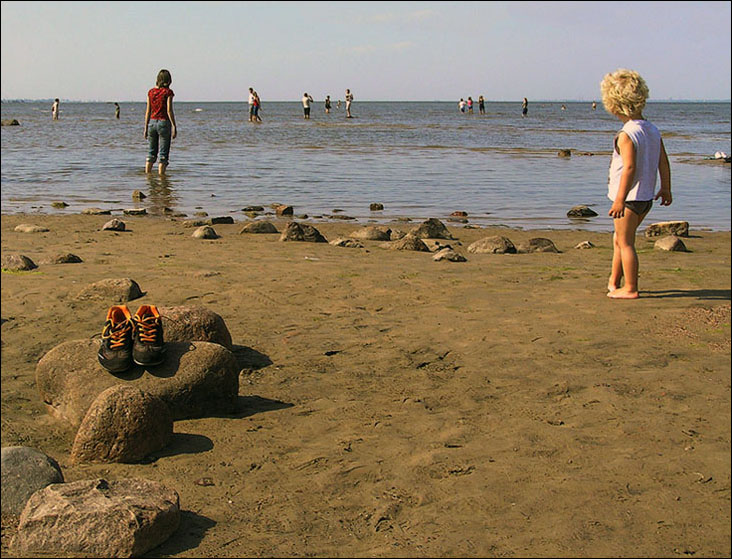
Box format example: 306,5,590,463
3,99,731,105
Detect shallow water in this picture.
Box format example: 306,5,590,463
2,100,730,231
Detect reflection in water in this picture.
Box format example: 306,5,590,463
145,174,179,215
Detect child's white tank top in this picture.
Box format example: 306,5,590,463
608,119,661,202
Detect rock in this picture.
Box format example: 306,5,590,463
275,204,294,216
409,218,454,240
102,218,126,231
132,190,147,200
194,211,209,217
1,254,37,271
14,224,50,233
81,208,111,215
381,234,430,252
558,149,572,157
349,226,392,241
239,221,278,234
574,241,595,249
13,478,180,558
422,239,454,252
36,340,239,427
1,447,64,516
242,205,264,212
1,119,20,126
279,222,327,243
329,237,364,248
70,386,173,464
39,253,83,265
567,205,598,218
645,221,689,237
123,208,147,216
158,305,233,349
208,216,234,225
51,201,68,209
467,236,517,254
447,217,469,223
75,278,143,302
370,203,384,211
433,248,467,262
389,229,407,241
654,235,688,252
517,238,560,253
329,214,356,220
192,225,219,239
450,211,468,217
183,219,209,228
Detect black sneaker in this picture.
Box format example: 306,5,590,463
98,305,134,373
132,304,165,366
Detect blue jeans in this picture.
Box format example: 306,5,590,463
147,119,171,164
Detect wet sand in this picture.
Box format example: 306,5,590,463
1,213,730,557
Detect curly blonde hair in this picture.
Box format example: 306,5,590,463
600,68,649,117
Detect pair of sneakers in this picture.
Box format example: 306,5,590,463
97,304,165,373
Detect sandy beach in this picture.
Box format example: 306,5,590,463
1,212,730,557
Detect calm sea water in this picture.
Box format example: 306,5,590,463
2,100,730,231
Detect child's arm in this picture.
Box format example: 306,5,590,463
608,132,636,218
167,95,177,139
143,95,151,139
654,138,672,206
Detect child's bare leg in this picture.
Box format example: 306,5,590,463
608,231,623,291
608,208,648,299
145,161,153,173
158,162,167,176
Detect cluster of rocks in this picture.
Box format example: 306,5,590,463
1,296,239,556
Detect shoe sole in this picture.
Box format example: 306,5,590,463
133,356,165,367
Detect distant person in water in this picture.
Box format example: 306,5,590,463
337,99,342,110
522,97,528,117
478,95,485,114
592,101,597,110
51,98,59,120
144,69,177,176
467,97,474,114
325,95,331,114
561,104,567,111
601,68,672,299
458,98,466,113
248,87,256,122
252,90,262,122
114,102,120,119
345,89,354,118
302,92,314,119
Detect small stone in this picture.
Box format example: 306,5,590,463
574,241,595,249
132,190,147,200
370,203,384,211
2,254,37,271
14,224,50,233
558,149,572,157
567,205,598,218
192,226,219,239
51,201,68,209
102,219,126,231
654,235,688,252
123,208,147,216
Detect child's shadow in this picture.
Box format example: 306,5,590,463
643,289,731,300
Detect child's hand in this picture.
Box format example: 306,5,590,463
172,125,177,139
655,189,672,206
608,201,625,219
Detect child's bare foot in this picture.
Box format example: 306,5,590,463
607,288,639,299
607,284,619,293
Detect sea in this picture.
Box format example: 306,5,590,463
2,100,730,232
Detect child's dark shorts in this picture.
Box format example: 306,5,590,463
625,200,653,215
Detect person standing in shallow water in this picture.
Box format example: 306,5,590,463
51,98,60,120
114,102,120,119
144,69,177,176
521,97,528,117
345,88,354,118
601,68,672,299
478,95,485,114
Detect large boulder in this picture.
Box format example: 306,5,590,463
13,478,180,558
380,234,430,252
35,340,239,427
1,254,37,271
1,447,64,516
75,278,143,302
654,235,688,252
467,236,517,254
239,221,278,234
409,218,454,240
349,226,392,241
158,305,233,350
279,222,327,243
516,238,560,253
70,385,173,464
645,221,689,237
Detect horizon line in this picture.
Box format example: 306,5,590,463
3,98,731,104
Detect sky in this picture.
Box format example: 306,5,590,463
1,1,730,102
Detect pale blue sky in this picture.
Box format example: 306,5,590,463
1,1,730,102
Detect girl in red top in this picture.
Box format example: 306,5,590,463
144,69,177,175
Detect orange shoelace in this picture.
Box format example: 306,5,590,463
135,315,160,343
103,320,132,349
